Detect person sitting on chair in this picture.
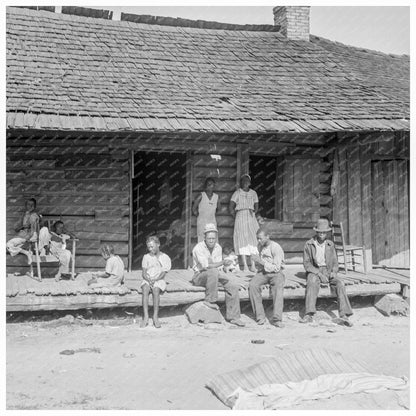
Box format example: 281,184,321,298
38,220,73,282
7,198,40,267
299,218,353,327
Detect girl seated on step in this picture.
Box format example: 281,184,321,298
140,236,171,329
88,244,125,288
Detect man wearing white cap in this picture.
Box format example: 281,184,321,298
192,223,245,327
300,218,353,326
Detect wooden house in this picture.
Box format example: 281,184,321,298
6,6,409,283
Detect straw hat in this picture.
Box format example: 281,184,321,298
313,218,332,232
204,223,218,234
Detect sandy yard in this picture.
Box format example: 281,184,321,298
6,299,409,410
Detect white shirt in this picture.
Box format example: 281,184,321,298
105,255,125,281
142,252,171,280
259,240,285,273
192,241,222,273
313,239,326,267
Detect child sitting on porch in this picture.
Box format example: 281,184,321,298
140,236,171,329
88,244,125,288
222,244,239,273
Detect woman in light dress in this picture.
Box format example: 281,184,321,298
193,177,219,242
229,174,259,272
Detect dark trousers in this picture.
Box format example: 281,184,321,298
192,268,241,321
249,271,285,322
305,267,353,317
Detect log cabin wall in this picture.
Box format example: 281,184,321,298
7,130,338,273
6,133,131,274
331,130,410,268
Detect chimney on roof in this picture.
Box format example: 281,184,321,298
273,6,310,41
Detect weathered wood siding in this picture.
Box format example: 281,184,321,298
6,134,130,274
7,131,340,273
332,130,409,268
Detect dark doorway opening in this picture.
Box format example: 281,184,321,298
132,151,187,270
249,155,281,220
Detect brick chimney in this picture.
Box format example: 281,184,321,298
273,6,310,41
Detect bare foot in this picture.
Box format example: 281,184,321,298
54,274,61,282
153,318,161,329
140,317,149,328
249,266,257,273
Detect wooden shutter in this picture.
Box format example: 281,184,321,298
282,157,320,223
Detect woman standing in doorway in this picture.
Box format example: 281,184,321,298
193,177,219,242
229,174,259,272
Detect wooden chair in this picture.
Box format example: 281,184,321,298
32,217,78,281
331,222,367,274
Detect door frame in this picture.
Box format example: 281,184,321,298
130,148,193,270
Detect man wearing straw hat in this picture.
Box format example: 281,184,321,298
192,223,245,327
299,218,353,326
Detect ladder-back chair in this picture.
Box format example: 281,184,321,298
32,217,78,281
331,222,367,274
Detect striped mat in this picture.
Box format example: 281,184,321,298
206,348,368,408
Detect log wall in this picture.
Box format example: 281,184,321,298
6,134,131,274
7,130,345,274
332,130,410,268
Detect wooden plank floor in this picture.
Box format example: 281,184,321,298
6,265,408,312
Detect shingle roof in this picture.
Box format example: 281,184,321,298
6,7,409,133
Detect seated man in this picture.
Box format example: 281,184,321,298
38,220,72,281
249,228,285,328
299,218,353,326
192,223,245,327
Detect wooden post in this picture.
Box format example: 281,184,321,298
71,239,77,280
128,150,134,272
34,241,42,281
184,151,193,268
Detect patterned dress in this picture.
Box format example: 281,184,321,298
196,192,218,242
231,188,259,255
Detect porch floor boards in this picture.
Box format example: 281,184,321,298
6,265,409,312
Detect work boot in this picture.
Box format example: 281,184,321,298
299,314,314,324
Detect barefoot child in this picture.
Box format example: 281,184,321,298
141,236,171,328
88,244,125,288
222,244,239,273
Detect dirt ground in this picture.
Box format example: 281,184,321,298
6,298,410,410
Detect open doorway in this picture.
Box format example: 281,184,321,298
249,155,282,220
132,151,187,270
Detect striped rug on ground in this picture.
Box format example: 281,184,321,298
206,348,368,407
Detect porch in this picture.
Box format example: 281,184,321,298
6,265,409,312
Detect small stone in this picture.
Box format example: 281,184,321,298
326,328,337,333
62,314,75,324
